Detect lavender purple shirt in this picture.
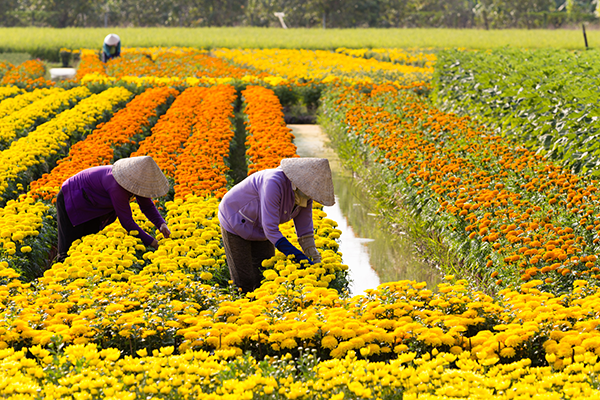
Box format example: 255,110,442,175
218,168,314,244
61,165,166,246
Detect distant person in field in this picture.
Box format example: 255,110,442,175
56,156,171,262
101,33,121,63
218,158,335,293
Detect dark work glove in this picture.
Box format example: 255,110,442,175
275,237,313,265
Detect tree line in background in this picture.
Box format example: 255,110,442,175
0,0,598,29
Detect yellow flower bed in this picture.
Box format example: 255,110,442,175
0,86,25,101
0,194,342,351
0,87,87,146
213,48,432,84
0,86,23,102
0,196,48,258
1,309,600,399
6,192,600,376
0,87,63,119
79,73,203,88
0,86,132,202
1,344,600,399
79,71,292,89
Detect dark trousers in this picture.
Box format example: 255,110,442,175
220,227,275,293
56,189,104,262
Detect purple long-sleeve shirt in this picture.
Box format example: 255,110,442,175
218,168,313,244
61,166,166,246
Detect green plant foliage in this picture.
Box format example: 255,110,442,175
434,47,600,176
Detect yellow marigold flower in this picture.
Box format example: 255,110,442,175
136,348,148,357
160,346,174,356
200,272,213,281
321,335,338,350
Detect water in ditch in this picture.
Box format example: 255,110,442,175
289,124,442,296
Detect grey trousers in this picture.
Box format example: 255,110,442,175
221,227,275,293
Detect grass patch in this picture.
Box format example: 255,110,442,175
0,52,31,64
0,27,599,62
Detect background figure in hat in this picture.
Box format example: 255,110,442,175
218,158,335,293
55,156,171,263
101,33,121,63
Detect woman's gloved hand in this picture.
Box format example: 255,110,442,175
275,237,313,265
298,234,321,263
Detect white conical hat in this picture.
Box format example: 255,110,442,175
112,156,169,198
104,33,120,46
281,158,335,206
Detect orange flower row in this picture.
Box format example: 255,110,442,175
29,86,180,202
95,49,264,80
106,53,156,79
132,86,207,178
242,86,298,174
0,61,13,79
0,60,55,90
328,82,600,291
133,84,237,199
75,49,107,81
173,85,237,199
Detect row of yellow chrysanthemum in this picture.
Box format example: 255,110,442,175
0,86,23,103
3,297,600,399
213,48,433,85
1,342,600,400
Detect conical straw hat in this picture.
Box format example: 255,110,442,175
112,156,169,198
104,33,120,46
281,158,335,206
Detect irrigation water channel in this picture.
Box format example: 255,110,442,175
289,124,442,296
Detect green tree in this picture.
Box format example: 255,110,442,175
45,0,96,27
0,0,22,26
567,0,597,21
187,0,246,26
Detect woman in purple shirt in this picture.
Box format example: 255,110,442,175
218,158,335,293
56,156,171,262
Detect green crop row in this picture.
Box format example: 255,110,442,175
1,27,599,62
433,47,600,176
